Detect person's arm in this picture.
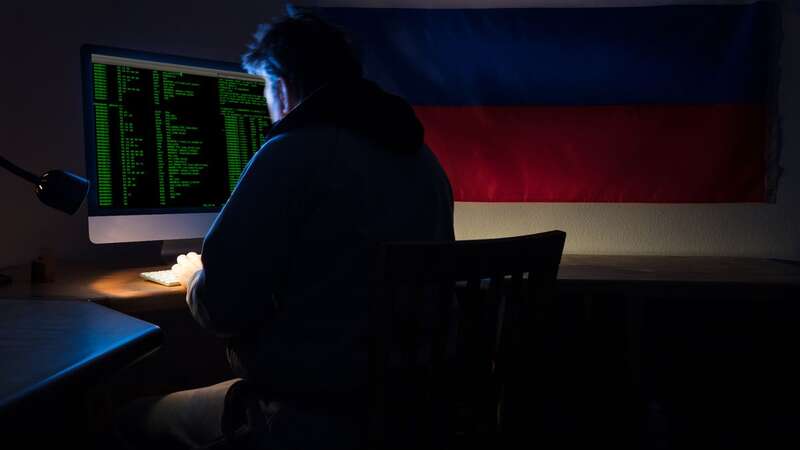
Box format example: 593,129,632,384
186,134,298,337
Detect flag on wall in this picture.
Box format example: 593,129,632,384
311,1,782,202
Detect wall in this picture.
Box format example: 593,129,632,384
0,1,797,269
0,0,285,268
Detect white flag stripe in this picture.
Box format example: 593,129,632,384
296,0,761,9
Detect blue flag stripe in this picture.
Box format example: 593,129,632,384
320,3,779,106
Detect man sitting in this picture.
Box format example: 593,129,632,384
117,9,454,450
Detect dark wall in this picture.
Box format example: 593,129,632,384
0,0,284,267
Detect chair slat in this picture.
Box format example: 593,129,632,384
371,230,566,449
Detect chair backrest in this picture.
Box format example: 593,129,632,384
369,230,567,449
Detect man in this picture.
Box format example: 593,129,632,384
117,10,454,450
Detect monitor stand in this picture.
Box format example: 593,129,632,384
160,238,203,264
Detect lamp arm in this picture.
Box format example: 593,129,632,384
0,155,40,185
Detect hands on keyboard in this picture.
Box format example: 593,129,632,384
140,252,203,287
140,269,181,287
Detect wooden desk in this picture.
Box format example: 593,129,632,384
0,298,162,437
559,255,800,299
564,255,800,284
1,256,799,447
554,257,800,448
0,261,238,402
2,255,799,308
0,261,235,403
0,262,185,314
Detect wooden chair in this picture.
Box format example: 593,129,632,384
368,230,567,449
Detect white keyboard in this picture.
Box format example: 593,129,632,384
140,269,181,287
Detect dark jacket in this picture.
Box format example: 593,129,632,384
188,77,455,399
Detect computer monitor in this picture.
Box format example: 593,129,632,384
81,45,271,245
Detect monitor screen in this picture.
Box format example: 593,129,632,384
84,46,270,213
82,46,271,243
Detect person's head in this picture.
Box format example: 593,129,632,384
242,9,363,122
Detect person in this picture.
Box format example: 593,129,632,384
115,8,454,450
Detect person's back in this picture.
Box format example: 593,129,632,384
183,10,453,450
209,77,455,398
117,11,453,450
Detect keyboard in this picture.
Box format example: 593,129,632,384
140,269,181,287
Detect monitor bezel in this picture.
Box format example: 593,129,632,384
80,44,264,218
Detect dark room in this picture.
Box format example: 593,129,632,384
0,0,797,448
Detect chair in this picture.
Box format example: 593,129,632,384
368,230,567,449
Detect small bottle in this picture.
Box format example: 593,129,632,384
31,249,56,283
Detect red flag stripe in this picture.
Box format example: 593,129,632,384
416,104,767,202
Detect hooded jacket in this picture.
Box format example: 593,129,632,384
188,77,454,399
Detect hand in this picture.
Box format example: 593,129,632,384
171,251,203,289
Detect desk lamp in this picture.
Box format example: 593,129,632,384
1,155,90,215
0,155,90,285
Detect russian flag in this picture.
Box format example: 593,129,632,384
311,1,782,202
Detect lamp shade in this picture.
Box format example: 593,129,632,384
35,170,90,215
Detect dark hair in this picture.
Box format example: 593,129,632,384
242,9,363,101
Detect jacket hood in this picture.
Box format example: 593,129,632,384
265,78,424,154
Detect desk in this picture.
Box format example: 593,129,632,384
0,261,236,402
556,257,800,448
1,256,799,448
0,262,186,314
559,255,800,299
0,298,162,438
2,255,799,307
